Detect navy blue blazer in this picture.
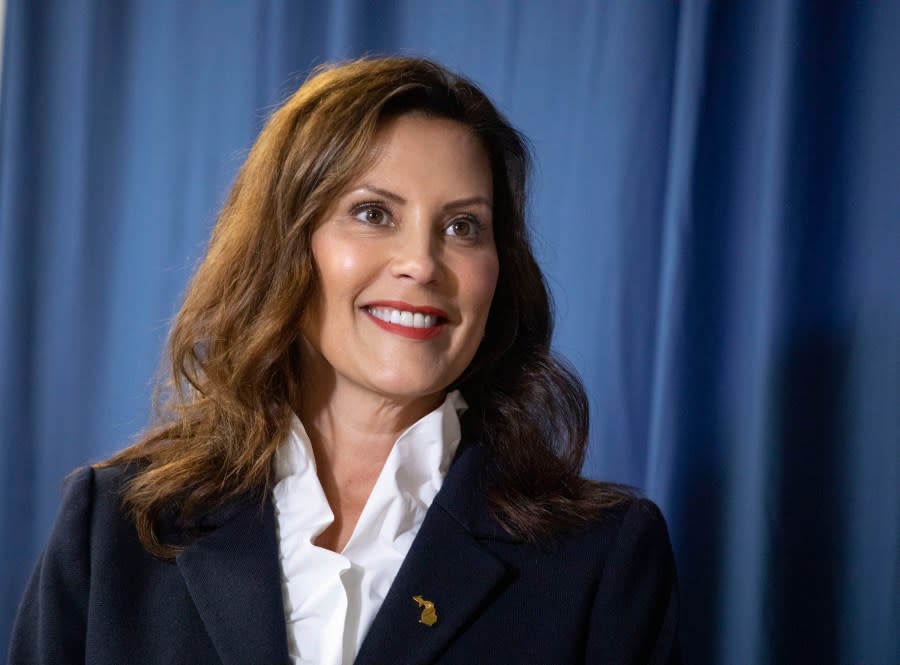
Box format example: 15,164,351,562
9,441,680,664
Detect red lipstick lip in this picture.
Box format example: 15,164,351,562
362,300,449,320
363,309,446,340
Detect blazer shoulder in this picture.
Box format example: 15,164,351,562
38,464,138,556
61,462,137,498
583,496,681,664
615,497,674,544
9,467,102,662
559,493,672,544
87,462,140,492
56,464,140,527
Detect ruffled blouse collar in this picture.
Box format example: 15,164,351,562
272,390,467,665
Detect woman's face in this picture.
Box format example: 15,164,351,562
301,113,499,410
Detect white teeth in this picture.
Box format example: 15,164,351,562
367,307,439,328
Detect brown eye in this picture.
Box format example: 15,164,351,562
447,218,478,238
353,205,389,226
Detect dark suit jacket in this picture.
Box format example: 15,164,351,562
9,441,680,664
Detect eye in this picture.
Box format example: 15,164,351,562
446,217,481,238
351,203,391,226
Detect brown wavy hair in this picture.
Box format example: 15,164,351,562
101,56,632,557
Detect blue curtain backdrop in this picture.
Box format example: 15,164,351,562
2,1,898,663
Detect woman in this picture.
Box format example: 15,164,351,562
10,57,680,664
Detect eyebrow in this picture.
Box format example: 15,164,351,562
356,184,492,211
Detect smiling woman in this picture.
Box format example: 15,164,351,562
302,115,498,415
9,57,681,665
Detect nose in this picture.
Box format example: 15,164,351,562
390,215,441,285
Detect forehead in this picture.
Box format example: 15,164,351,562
357,114,493,202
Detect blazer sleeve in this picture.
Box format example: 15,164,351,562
585,498,682,665
8,467,95,665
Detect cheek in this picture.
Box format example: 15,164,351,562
464,254,500,326
313,237,372,306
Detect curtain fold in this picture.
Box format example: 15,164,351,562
2,2,897,663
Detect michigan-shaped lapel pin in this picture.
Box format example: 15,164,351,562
412,595,437,626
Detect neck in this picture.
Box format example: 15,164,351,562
295,356,447,552
297,364,445,461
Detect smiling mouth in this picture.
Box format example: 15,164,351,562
362,303,448,340
366,306,440,328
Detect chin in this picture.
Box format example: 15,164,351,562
373,380,448,402
366,369,452,403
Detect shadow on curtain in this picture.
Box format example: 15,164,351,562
1,2,897,663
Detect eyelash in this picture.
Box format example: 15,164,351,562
350,201,392,226
445,215,484,239
349,201,486,239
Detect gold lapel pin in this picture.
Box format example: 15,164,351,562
412,595,437,626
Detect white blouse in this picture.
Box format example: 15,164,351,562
272,390,467,665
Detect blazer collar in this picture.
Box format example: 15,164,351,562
174,438,514,665
175,496,290,665
432,439,521,543
354,440,516,665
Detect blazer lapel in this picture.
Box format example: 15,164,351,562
354,442,512,665
176,497,289,665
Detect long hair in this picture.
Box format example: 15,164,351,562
101,56,632,557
